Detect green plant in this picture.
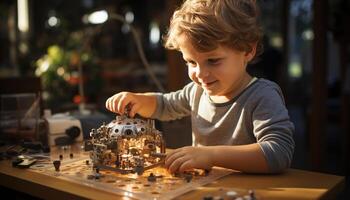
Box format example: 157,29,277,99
34,31,102,111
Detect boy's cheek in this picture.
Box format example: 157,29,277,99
188,70,198,83
188,68,194,78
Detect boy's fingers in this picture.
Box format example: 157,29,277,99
117,95,128,114
107,97,116,112
179,160,193,172
165,151,186,168
166,148,182,158
129,104,140,118
125,103,132,116
105,98,110,110
168,156,187,173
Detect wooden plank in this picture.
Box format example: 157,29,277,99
0,160,344,200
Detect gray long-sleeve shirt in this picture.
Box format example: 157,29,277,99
151,78,295,173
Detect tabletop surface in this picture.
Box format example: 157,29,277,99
0,145,345,200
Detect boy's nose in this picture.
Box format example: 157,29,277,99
196,66,209,78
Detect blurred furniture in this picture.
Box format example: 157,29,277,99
0,77,42,115
0,77,43,142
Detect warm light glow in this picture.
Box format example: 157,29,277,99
17,0,29,32
125,11,134,23
88,10,108,24
42,91,49,100
289,61,302,78
63,73,71,81
48,16,60,27
302,29,314,41
271,36,283,48
35,57,51,76
57,67,65,76
19,42,28,54
149,22,160,45
123,191,133,197
41,59,50,72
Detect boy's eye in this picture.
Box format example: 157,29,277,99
207,58,221,65
185,61,197,67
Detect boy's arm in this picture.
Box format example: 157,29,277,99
252,84,295,173
210,144,269,173
151,82,196,121
165,144,269,174
133,93,158,118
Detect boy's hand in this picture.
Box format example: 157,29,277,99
165,146,213,173
105,92,140,117
105,92,156,118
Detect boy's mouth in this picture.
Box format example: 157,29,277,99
202,80,217,88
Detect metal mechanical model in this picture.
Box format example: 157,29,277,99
84,114,165,175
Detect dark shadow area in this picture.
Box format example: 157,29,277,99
0,186,42,200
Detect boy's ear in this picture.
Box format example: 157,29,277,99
244,42,257,62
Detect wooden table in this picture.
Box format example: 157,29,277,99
0,145,345,200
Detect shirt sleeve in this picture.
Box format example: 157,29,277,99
151,82,196,121
252,84,295,173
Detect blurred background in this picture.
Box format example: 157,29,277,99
0,0,349,198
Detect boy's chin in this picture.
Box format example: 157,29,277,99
194,82,218,95
203,89,217,96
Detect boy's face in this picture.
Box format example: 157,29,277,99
178,35,255,101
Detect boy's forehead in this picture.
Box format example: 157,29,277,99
180,46,229,61
179,42,227,57
177,34,235,56
178,35,207,51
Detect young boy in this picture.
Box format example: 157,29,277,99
105,0,295,174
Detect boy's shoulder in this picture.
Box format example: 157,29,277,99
252,78,281,91
246,78,284,99
246,78,286,104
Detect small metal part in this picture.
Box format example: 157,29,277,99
12,158,24,167
184,173,193,183
53,160,61,172
95,173,101,179
202,195,213,200
147,173,157,182
249,189,256,200
17,158,37,168
134,165,144,175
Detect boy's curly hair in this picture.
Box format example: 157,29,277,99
163,0,263,60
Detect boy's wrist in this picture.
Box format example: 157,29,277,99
136,93,157,118
205,146,216,168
